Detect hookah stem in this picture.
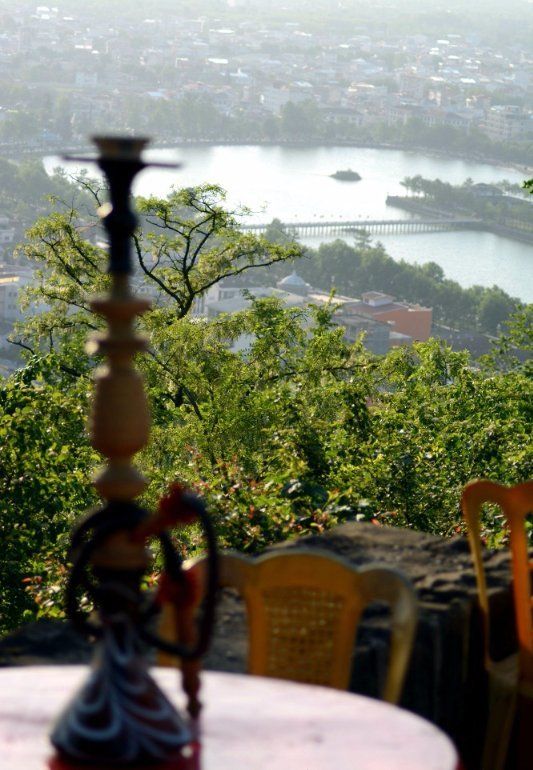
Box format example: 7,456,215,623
93,138,219,662
91,137,151,508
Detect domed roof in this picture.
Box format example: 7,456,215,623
278,271,308,288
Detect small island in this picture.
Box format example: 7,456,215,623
330,169,361,182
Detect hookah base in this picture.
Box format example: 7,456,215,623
49,742,200,770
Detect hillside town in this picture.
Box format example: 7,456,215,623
0,259,433,375
0,2,532,149
0,1,529,374
205,273,432,353
0,7,531,770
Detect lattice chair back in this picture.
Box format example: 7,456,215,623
461,479,533,683
162,548,418,704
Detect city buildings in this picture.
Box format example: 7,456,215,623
339,291,433,343
0,4,531,150
205,273,432,355
483,105,533,142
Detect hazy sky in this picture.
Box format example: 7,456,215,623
3,0,532,45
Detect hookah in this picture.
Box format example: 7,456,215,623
50,137,218,767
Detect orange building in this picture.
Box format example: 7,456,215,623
341,292,432,343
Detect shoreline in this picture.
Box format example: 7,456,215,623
32,141,533,304
385,195,533,247
9,139,533,178
149,140,533,178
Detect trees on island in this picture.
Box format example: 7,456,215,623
398,174,533,225
0,183,530,634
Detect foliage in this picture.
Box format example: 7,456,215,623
140,299,375,550
398,174,533,234
477,289,519,335
481,306,533,374
15,184,303,362
0,158,95,258
0,359,97,632
355,341,532,535
87,97,533,168
0,184,531,635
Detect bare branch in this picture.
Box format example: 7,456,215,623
7,338,86,379
63,224,101,273
74,176,105,207
132,233,185,312
40,236,85,287
38,288,94,315
8,339,34,354
196,252,293,296
186,221,217,274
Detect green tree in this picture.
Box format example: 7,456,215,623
263,218,298,245
175,95,226,140
0,158,94,248
0,361,96,632
1,183,531,636
0,110,40,142
15,185,302,359
477,288,519,335
421,262,445,282
287,237,522,335
280,100,324,141
482,306,533,374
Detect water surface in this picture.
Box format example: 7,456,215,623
45,145,533,301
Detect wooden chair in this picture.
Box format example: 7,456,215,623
159,548,418,704
461,479,533,770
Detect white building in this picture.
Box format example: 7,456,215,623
483,106,532,142
204,273,412,355
0,267,34,322
0,216,16,250
261,86,311,113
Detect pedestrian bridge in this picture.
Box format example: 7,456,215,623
241,218,480,236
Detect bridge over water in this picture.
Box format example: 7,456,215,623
241,218,480,237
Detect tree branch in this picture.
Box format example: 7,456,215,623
132,233,185,313
7,339,86,379
146,348,204,420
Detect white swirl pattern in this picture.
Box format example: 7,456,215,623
51,616,191,762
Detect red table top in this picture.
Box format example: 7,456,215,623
0,666,458,770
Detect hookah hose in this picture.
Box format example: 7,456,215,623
64,488,218,660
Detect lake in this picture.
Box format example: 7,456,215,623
44,145,533,302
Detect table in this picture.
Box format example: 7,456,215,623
0,667,459,770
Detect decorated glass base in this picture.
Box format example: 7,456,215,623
51,618,191,764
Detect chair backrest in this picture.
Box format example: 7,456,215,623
461,479,533,684
185,548,417,703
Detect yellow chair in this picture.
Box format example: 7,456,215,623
461,479,533,770
159,548,418,704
